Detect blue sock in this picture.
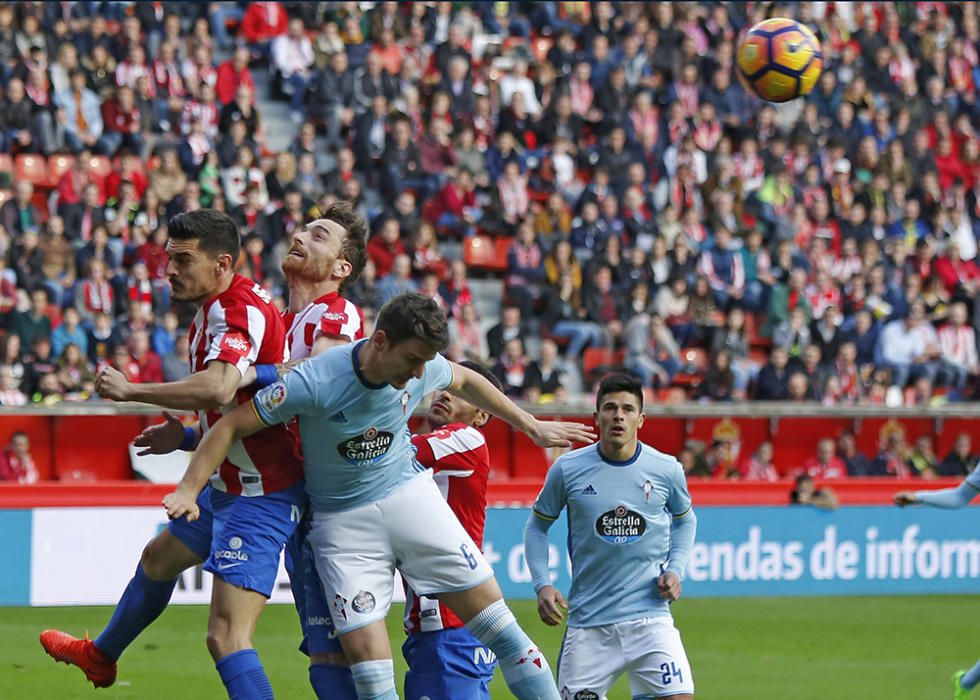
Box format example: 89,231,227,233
310,663,357,699
350,659,398,699
216,649,274,699
962,659,980,690
466,600,559,700
94,563,177,660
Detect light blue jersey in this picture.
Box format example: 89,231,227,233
253,340,454,512
531,442,694,627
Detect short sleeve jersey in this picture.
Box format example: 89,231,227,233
283,291,365,359
532,442,693,627
188,274,302,496
252,340,454,511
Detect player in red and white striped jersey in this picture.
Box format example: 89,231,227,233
402,360,505,700
41,210,304,698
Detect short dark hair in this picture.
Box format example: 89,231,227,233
375,293,449,352
596,373,644,411
319,200,367,292
459,360,503,392
168,209,240,261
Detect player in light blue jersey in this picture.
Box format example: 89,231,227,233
895,464,980,700
163,293,597,700
524,373,697,699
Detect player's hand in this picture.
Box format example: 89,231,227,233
96,366,133,401
134,412,187,456
893,492,917,507
528,419,596,449
657,572,682,602
277,359,303,377
162,487,200,521
536,585,567,626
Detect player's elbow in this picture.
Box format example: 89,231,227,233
200,376,239,410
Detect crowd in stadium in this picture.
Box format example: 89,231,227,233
0,0,978,411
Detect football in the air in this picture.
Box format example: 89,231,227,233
736,17,823,103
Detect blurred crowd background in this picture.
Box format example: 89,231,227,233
0,0,978,423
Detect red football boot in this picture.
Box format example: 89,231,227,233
39,630,118,688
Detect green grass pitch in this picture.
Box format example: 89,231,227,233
5,596,976,698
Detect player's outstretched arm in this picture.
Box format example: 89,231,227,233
162,403,266,521
524,512,568,625
894,480,980,509
97,361,243,411
447,362,596,447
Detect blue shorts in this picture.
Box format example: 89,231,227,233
402,627,497,700
168,484,216,561
285,515,343,657
200,483,306,597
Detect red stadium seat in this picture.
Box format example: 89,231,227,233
582,348,615,381
463,235,509,272
47,154,76,185
15,154,49,188
85,155,112,179
673,348,708,388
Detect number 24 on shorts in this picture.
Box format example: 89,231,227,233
660,661,684,685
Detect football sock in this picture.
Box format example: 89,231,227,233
466,600,559,700
310,662,357,699
962,659,980,690
216,649,274,699
350,659,398,699
94,563,177,660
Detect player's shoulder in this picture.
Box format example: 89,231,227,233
421,423,487,450
210,276,277,316
550,443,600,474
637,442,684,474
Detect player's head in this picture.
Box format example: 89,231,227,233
428,360,502,429
166,209,240,304
371,293,449,389
594,373,645,450
282,201,367,292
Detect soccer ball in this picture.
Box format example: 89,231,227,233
736,18,823,103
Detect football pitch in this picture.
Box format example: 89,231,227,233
5,596,975,699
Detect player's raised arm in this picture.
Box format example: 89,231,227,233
97,359,243,411
447,362,596,447
162,401,266,520
895,479,980,509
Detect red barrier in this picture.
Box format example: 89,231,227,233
0,478,963,509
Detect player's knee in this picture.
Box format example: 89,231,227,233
206,615,250,660
311,651,349,667
140,533,195,581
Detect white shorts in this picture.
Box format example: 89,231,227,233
308,471,494,634
558,617,694,699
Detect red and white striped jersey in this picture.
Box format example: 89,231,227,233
188,274,302,496
282,291,365,360
405,423,490,634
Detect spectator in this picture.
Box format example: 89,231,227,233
837,430,872,477
802,438,848,479
524,338,567,404
375,253,417,307
624,313,680,388
51,306,87,358
907,435,939,479
0,365,28,407
54,69,108,153
0,432,38,483
870,429,912,477
696,350,736,402
755,346,792,401
878,300,942,389
492,337,531,398
215,48,256,108
789,474,839,510
786,372,813,401
24,335,57,397
486,304,527,362
505,221,547,320
128,329,163,384
427,169,478,239
366,217,406,279
740,441,779,481
937,301,979,393
56,342,95,398
272,18,315,122
11,287,52,350
2,182,40,237
938,434,977,478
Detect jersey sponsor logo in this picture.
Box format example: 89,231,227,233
582,484,597,495
337,427,394,464
222,333,251,354
306,616,330,627
323,311,347,322
595,505,647,543
351,590,376,614
328,411,348,423
259,381,287,413
214,549,249,561
251,283,272,304
574,691,600,700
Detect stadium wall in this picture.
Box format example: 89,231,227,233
1,502,977,606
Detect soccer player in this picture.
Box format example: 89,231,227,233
119,202,369,699
162,293,596,700
41,209,305,700
895,469,980,700
524,373,698,700
403,360,504,700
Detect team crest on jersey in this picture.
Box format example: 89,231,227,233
351,590,376,614
643,480,654,502
337,427,394,464
401,391,411,415
222,333,251,354
595,505,647,543
259,382,287,413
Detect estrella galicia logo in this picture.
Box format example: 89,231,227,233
337,426,394,464
574,692,600,700
351,590,376,614
595,505,646,543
